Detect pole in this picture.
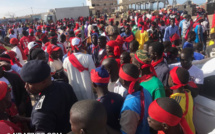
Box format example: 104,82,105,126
31,7,34,15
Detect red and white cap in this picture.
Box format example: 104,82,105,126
71,37,82,50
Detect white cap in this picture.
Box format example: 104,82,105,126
28,41,38,51
71,37,81,47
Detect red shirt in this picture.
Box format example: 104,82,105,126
19,36,29,50
28,35,36,42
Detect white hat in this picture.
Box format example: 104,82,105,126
71,37,81,47
28,41,38,51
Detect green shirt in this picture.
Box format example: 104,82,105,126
140,76,166,100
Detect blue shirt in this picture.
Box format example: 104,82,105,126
183,41,193,49
194,52,204,60
120,88,152,134
163,25,180,41
179,19,185,37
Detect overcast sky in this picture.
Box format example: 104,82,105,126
0,0,206,18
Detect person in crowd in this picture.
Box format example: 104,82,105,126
148,42,169,87
183,31,196,49
135,22,149,50
119,64,152,134
98,36,107,65
133,50,165,100
194,17,204,47
10,38,26,66
117,24,135,52
19,31,30,56
148,97,193,134
169,48,204,97
104,40,120,66
28,48,46,61
129,40,139,58
0,81,22,133
102,58,119,92
9,30,17,39
69,100,113,134
206,35,215,58
169,67,197,133
20,60,77,133
63,37,95,100
88,33,100,67
193,43,204,60
167,47,179,64
163,18,180,41
120,52,131,65
180,14,192,46
91,66,124,132
28,29,36,42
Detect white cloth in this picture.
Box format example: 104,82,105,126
11,46,25,66
17,27,23,35
114,79,127,98
169,63,204,84
108,81,116,92
49,59,63,73
9,34,17,39
201,58,215,78
63,52,96,100
11,64,22,75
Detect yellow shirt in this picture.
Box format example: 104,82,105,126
135,30,149,50
208,40,214,46
210,27,215,34
170,91,195,134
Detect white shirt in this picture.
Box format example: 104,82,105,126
11,46,25,66
9,34,17,39
169,63,204,84
17,27,23,35
113,79,127,98
63,52,96,100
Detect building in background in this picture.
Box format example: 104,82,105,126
86,0,117,15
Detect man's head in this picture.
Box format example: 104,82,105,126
148,98,183,131
170,18,175,27
119,64,139,90
106,40,118,56
98,36,106,49
20,60,52,95
10,30,14,35
148,42,164,60
50,36,58,45
29,29,34,36
47,44,61,60
23,30,29,37
91,34,98,45
60,34,66,43
180,48,193,70
168,67,190,88
188,31,196,42
70,100,107,134
151,22,157,30
91,66,109,91
193,43,203,53
125,24,131,35
102,58,118,75
28,48,46,62
71,37,82,53
132,50,151,72
0,81,12,113
120,52,131,65
129,40,139,53
10,38,19,46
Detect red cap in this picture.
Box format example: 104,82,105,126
10,38,18,45
37,26,42,30
29,28,34,33
0,81,10,101
109,18,114,22
46,44,61,55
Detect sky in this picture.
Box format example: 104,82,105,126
0,0,206,18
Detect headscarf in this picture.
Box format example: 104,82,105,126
91,66,110,86
106,40,120,57
46,44,61,62
134,50,157,82
148,99,194,134
170,67,197,90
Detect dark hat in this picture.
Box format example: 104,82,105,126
20,60,51,84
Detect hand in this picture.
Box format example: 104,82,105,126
0,61,11,70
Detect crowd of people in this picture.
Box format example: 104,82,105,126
0,7,215,134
